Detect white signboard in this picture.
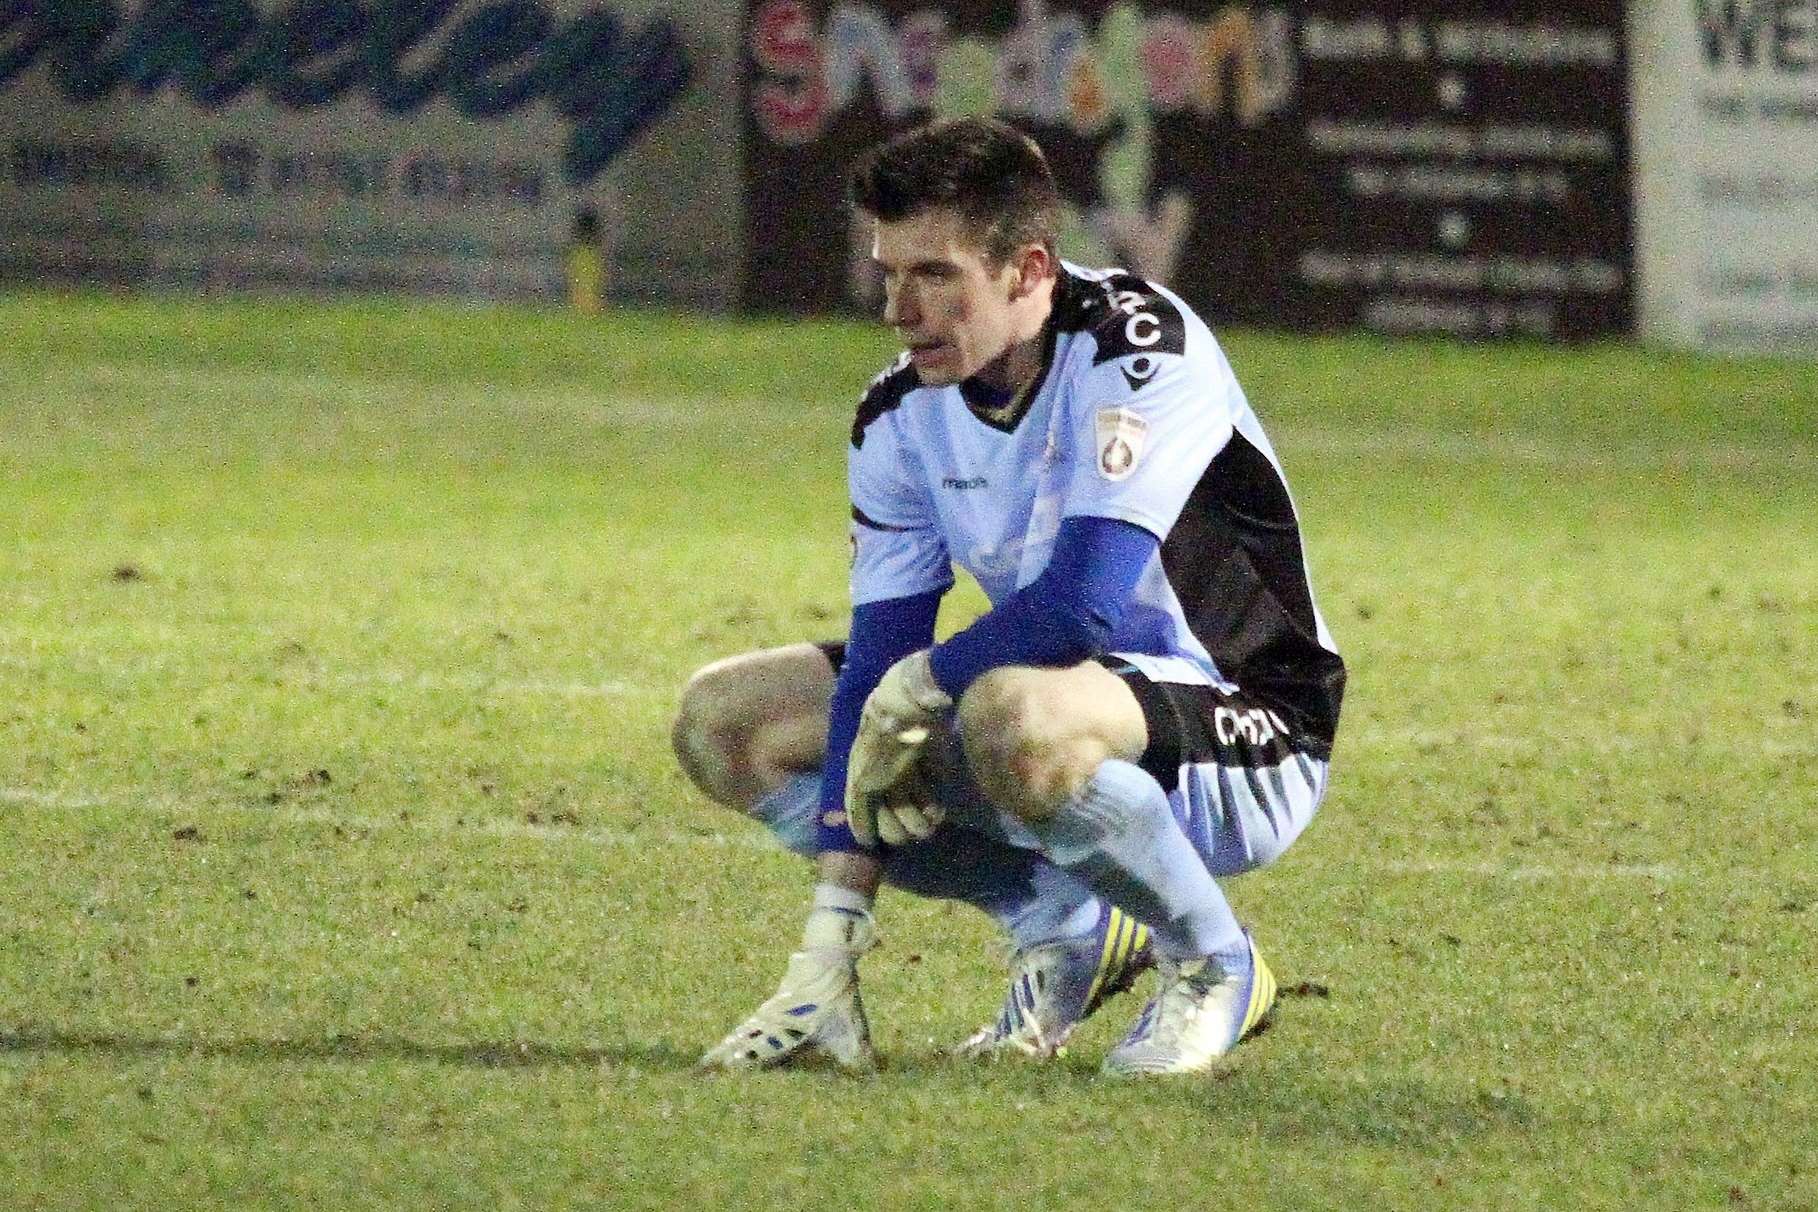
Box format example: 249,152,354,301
0,0,743,307
1632,0,1818,353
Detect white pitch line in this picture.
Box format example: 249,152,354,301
1379,859,1679,881
0,658,1807,758
1280,427,1818,473
0,787,108,810
0,789,774,852
1363,728,1816,760
324,671,650,699
48,362,1818,471
0,659,656,701
273,803,776,851
4,786,1691,878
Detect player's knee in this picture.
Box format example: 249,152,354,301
957,669,1104,822
672,661,754,806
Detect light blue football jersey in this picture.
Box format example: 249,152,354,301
849,264,1345,751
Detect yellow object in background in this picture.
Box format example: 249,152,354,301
568,206,606,314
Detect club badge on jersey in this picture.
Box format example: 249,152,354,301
1095,406,1150,482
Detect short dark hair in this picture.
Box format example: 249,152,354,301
849,117,1061,267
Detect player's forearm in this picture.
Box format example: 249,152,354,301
928,515,1159,699
815,590,942,853
816,848,883,896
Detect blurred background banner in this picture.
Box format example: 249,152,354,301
1632,0,1818,355
10,1,1815,357
739,1,1634,340
1282,2,1631,340
0,0,743,307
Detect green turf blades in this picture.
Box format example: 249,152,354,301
0,289,1814,1209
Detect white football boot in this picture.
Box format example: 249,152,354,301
954,905,1154,1060
1101,930,1276,1076
698,908,877,1072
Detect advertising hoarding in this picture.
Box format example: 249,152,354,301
1632,0,1818,353
0,0,743,307
1284,2,1631,338
740,1,1634,339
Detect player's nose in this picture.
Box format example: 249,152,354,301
884,280,920,330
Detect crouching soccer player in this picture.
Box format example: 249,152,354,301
681,117,1345,1075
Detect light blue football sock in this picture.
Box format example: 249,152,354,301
1023,759,1243,961
748,773,822,858
884,827,1101,950
747,772,1098,949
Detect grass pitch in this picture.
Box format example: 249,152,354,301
2,289,1815,1210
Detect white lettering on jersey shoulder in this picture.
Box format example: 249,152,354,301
1107,288,1163,349
1095,406,1150,481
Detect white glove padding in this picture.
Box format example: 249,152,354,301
846,723,945,846
845,649,953,848
872,788,947,847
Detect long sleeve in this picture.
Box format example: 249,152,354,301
815,589,943,853
927,515,1158,699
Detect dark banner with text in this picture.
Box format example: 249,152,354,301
740,1,1633,339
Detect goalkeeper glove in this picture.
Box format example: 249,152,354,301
844,649,952,847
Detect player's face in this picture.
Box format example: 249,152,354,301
872,208,1023,386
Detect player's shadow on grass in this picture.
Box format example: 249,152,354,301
0,1028,1546,1144
0,1028,700,1071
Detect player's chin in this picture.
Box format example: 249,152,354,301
907,344,963,383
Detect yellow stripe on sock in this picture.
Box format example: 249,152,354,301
1084,910,1122,1006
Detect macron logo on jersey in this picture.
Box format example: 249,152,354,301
1119,354,1162,393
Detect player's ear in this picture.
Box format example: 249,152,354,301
1008,242,1052,301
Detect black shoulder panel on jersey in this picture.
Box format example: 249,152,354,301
851,354,921,449
1055,270,1188,366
